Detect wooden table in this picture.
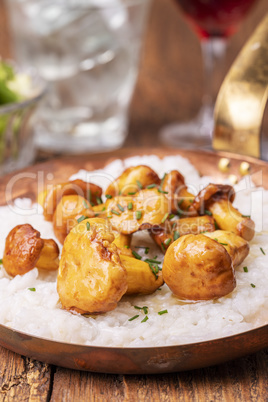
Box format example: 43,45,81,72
0,0,267,400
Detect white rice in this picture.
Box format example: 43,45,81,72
0,155,267,347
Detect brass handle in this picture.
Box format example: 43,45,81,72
213,14,268,158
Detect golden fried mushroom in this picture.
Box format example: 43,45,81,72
161,170,195,214
57,218,128,314
53,195,95,244
191,183,255,241
105,165,160,197
204,230,249,268
112,231,133,257
151,215,215,251
3,224,59,276
39,179,102,221
106,188,169,234
120,255,164,295
162,234,236,300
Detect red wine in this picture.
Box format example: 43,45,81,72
173,0,258,39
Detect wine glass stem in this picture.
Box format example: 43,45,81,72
200,38,227,112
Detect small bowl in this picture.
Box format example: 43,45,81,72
0,65,47,175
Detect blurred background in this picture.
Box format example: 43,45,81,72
0,0,267,157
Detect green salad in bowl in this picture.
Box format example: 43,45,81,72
0,59,46,175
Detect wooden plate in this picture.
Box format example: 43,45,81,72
0,147,267,374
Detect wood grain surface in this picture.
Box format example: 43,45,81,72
0,0,268,400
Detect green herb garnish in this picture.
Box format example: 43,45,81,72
146,184,157,189
128,192,136,195
242,215,251,218
161,213,169,224
168,214,175,220
124,245,130,249
132,250,142,260
28,288,36,292
127,202,133,210
128,315,139,321
164,238,172,246
77,215,87,223
0,259,2,264
111,209,120,216
86,222,90,231
158,309,168,315
96,196,102,205
141,316,149,323
82,199,89,209
243,266,248,272
105,194,113,199
260,247,265,255
204,210,212,216
158,188,168,194
219,242,228,246
173,231,180,241
136,211,142,220
251,283,256,288
117,203,124,212
136,180,143,189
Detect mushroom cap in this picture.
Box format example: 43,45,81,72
162,234,236,300
192,183,235,214
161,170,186,213
3,224,44,276
105,165,160,197
41,179,102,221
57,218,128,314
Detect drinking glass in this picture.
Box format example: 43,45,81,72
160,0,259,149
6,0,151,153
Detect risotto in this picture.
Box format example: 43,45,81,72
0,155,267,347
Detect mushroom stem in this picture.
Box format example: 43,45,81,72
204,230,249,268
208,199,255,241
36,239,59,271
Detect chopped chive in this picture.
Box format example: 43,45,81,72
127,202,133,210
136,211,142,220
90,201,95,207
132,250,142,260
134,305,142,310
77,215,87,223
88,190,91,201
160,242,165,253
168,214,175,220
142,306,148,314
128,315,139,321
158,309,168,315
160,173,167,185
242,215,251,218
117,203,124,212
161,213,169,224
147,184,157,189
214,238,218,242
145,247,149,254
86,222,90,231
0,259,2,264
94,213,100,217
105,194,113,199
200,230,208,234
82,199,89,209
28,288,36,292
260,247,265,255
141,316,149,323
111,209,120,216
107,215,112,218
96,196,102,205
128,192,136,195
158,188,168,194
148,262,158,279
102,206,106,211
205,209,212,216
157,288,162,291
172,222,177,230
173,231,180,241
214,221,220,230
178,199,184,206
250,283,256,288
136,180,143,189
124,245,130,249
164,238,172,246
145,258,162,264
243,266,248,272
219,242,228,246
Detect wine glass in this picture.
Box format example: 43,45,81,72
160,0,259,149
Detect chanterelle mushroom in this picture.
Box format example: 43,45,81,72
57,218,128,314
38,179,102,221
191,183,255,241
105,165,160,197
3,224,59,276
162,234,236,300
